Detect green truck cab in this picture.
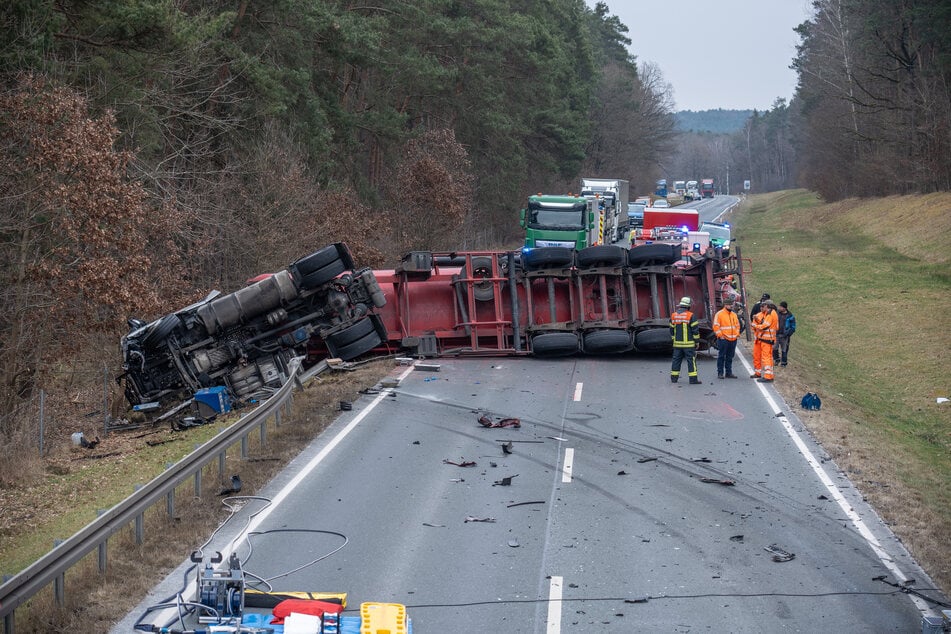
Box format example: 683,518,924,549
519,194,600,249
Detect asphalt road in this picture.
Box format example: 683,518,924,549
118,348,938,633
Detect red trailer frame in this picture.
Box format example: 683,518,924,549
309,247,751,360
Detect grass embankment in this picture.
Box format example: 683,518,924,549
729,190,951,595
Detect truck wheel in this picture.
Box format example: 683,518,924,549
530,332,579,357
296,259,347,289
466,256,497,302
634,328,672,352
582,329,633,354
577,245,627,268
522,247,574,271
292,244,353,275
332,330,382,360
629,243,681,267
326,316,376,349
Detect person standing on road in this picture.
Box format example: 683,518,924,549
713,298,741,379
670,297,702,384
751,300,778,382
773,301,796,367
750,292,770,317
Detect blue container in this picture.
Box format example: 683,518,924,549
194,386,232,414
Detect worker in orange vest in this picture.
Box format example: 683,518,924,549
670,297,702,384
750,300,778,382
713,297,741,379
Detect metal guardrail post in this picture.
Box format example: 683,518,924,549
194,445,202,497
96,510,107,573
275,409,283,427
241,434,248,459
52,540,64,607
259,421,267,448
4,610,13,634
218,451,226,477
133,484,144,544
165,463,175,517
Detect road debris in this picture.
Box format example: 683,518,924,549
501,441,513,455
506,500,545,508
464,516,496,523
637,457,658,463
493,475,518,486
443,458,477,467
477,414,521,428
764,544,796,562
700,478,735,486
422,522,446,528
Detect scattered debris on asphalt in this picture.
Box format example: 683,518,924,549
764,544,795,562
700,478,735,486
443,458,477,467
464,516,496,523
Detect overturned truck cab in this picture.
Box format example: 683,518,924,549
120,243,387,407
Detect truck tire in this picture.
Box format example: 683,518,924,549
466,255,497,302
577,245,627,268
333,330,382,360
530,332,579,357
582,329,633,354
326,316,376,349
292,244,352,276
297,259,347,290
325,316,385,360
634,328,673,352
522,247,574,271
629,243,681,267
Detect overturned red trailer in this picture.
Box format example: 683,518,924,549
313,243,748,360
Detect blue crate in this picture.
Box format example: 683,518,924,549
194,386,232,414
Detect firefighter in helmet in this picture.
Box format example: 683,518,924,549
670,296,702,384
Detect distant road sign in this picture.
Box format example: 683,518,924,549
744,180,751,191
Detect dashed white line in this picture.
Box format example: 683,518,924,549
562,448,574,483
573,382,583,401
546,575,563,633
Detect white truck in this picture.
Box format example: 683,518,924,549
673,180,687,199
580,178,630,242
685,180,699,201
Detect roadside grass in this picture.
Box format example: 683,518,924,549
730,189,951,595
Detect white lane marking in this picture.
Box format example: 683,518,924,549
573,382,583,401
546,575,563,633
736,348,929,613
562,448,574,483
167,365,416,608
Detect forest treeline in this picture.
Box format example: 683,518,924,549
0,1,948,453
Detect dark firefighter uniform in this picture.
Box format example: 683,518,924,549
670,297,701,384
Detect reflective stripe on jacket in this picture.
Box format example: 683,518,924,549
752,309,778,343
713,308,740,341
670,308,699,348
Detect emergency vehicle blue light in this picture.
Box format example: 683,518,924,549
681,225,688,232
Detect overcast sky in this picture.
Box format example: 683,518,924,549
590,0,814,112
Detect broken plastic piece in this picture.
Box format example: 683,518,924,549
699,477,734,485
477,414,521,428
493,474,518,486
464,516,496,523
764,544,795,562
637,457,657,463
443,458,476,467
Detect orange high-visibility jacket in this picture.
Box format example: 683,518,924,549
713,308,740,341
753,309,778,343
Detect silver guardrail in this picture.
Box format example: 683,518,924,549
0,357,312,632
